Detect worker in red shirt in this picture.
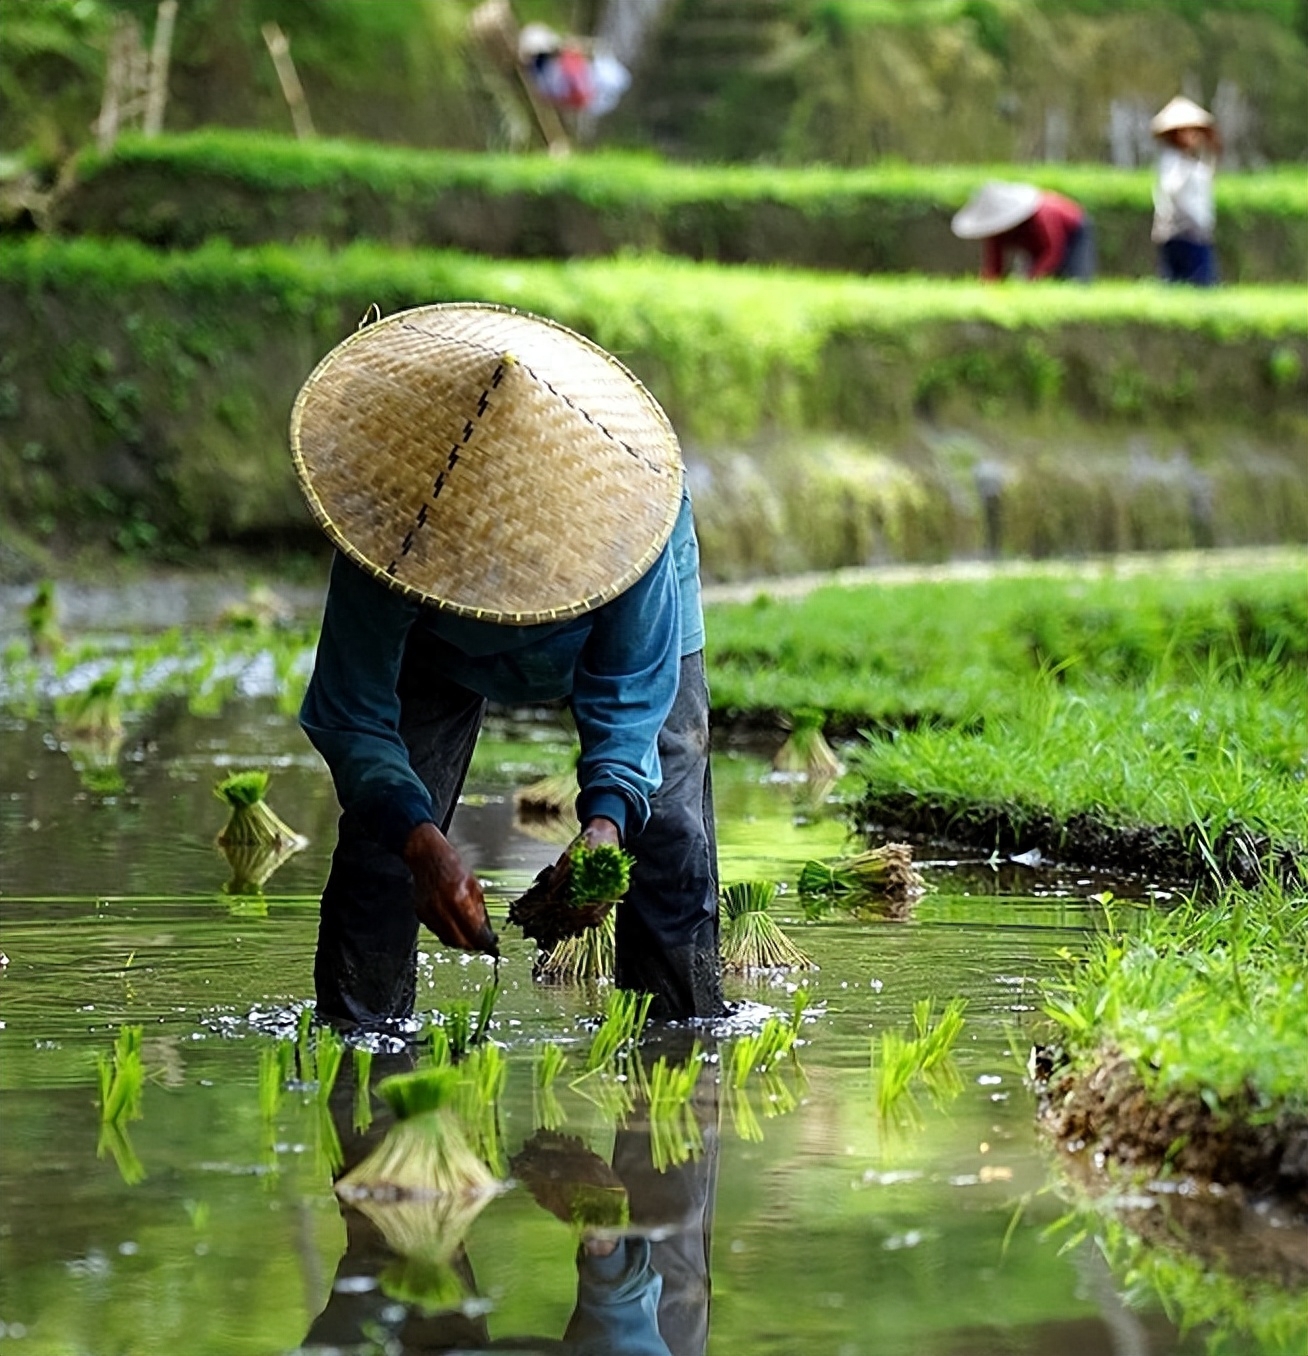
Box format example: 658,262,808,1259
952,182,1096,281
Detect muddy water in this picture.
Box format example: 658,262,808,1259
0,699,1295,1355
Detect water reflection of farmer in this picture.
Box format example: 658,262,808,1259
1150,96,1221,287
951,181,1096,282
293,304,724,1028
303,1046,718,1355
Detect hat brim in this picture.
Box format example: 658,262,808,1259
951,184,1043,239
290,304,684,625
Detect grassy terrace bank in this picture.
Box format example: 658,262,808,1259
2,237,1306,568
47,132,1308,284
708,556,1307,886
1036,882,1308,1207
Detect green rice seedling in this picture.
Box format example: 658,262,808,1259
314,1028,346,1105
720,880,816,973
97,1025,145,1125
773,708,843,781
647,1043,705,1173
798,844,924,905
295,1005,315,1080
533,1043,569,1132
258,1044,283,1123
338,1067,497,1199
727,1083,764,1143
451,1044,507,1177
570,843,634,906
213,770,305,852
440,982,498,1058
97,1119,146,1186
582,990,653,1074
913,996,968,1071
873,1029,924,1129
352,1047,374,1133
537,910,615,983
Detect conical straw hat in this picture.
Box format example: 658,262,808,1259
290,304,684,624
1151,95,1214,137
951,181,1042,239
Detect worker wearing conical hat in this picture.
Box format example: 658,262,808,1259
951,181,1096,282
1151,95,1221,286
292,304,724,1025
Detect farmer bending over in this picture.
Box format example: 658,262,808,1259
952,181,1096,282
292,303,724,1027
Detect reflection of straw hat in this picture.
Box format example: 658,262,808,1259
290,304,683,624
951,181,1042,239
1151,95,1215,137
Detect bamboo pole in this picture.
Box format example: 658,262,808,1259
143,0,178,138
261,21,316,140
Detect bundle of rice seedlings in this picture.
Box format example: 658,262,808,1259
509,842,635,952
720,881,816,974
536,909,615,982
798,843,925,905
214,770,306,852
220,836,304,899
772,708,843,781
58,674,126,794
336,1067,496,1201
513,768,577,818
510,1130,630,1235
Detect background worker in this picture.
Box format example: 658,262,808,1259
952,181,1096,282
1151,95,1221,286
293,304,724,1029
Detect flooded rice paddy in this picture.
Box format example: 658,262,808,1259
0,693,1298,1355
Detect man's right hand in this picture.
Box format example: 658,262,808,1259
403,822,499,957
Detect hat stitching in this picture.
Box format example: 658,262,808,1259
405,322,672,479
384,357,507,580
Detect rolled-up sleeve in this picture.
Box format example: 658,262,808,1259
299,553,434,854
571,548,681,840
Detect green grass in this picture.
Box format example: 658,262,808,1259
72,130,1308,219
1043,880,1308,1118
2,235,1304,448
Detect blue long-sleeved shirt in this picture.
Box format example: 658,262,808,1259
300,490,705,853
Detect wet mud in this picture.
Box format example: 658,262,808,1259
1034,1047,1308,1210
855,790,1305,889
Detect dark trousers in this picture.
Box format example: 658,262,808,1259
314,651,724,1027
1057,218,1096,282
1159,237,1218,286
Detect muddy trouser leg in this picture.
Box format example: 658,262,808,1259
616,651,725,1021
314,663,486,1028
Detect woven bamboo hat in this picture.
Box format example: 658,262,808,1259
951,181,1042,239
1151,96,1215,137
290,304,683,624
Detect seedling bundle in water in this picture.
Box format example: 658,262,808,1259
773,708,843,782
214,769,307,893
721,880,816,973
799,843,925,907
337,1066,496,1200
